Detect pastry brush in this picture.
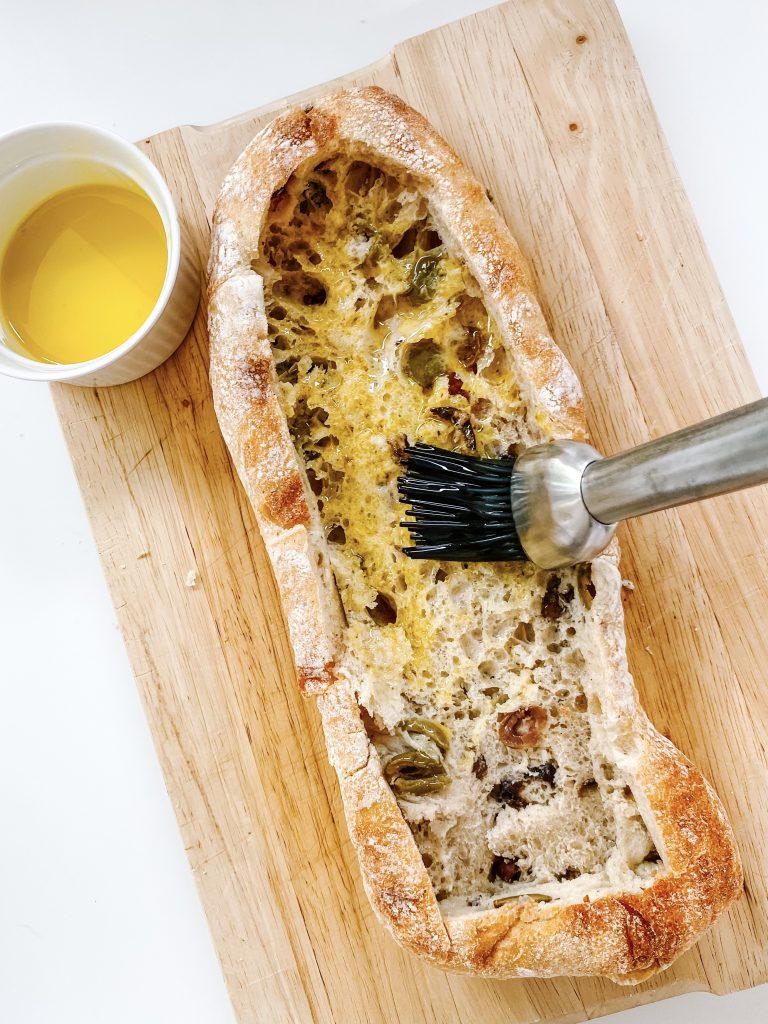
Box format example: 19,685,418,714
398,397,768,569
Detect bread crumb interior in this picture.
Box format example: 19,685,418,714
252,154,665,911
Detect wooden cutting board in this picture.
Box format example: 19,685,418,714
51,1,768,1020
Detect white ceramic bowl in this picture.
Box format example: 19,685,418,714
0,123,199,387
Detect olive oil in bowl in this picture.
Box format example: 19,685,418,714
0,182,167,365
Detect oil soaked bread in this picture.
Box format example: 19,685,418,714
251,154,662,910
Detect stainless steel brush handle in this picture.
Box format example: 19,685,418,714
512,398,768,569
581,398,768,524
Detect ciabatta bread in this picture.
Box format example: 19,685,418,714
207,87,742,983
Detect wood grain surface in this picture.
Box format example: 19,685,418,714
51,1,768,1021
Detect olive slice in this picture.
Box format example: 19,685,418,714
492,892,554,909
390,774,449,796
401,339,446,390
402,717,452,752
409,252,443,301
383,749,449,796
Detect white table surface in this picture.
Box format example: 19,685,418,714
1,2,766,1021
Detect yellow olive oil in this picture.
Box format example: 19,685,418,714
0,183,167,364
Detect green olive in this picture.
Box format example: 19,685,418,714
384,749,440,778
409,252,443,302
492,894,517,909
384,749,449,796
402,717,452,752
401,338,446,389
390,774,449,796
492,892,553,909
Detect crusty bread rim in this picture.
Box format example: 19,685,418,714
207,86,742,983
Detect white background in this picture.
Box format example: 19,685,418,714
1,2,766,1021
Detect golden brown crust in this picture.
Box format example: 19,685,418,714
208,86,742,980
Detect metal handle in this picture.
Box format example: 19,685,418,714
581,397,768,525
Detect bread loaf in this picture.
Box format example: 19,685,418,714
208,86,742,982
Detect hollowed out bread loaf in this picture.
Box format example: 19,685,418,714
207,87,742,982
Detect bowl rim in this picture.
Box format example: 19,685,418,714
0,120,182,382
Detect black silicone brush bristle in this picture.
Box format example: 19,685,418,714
398,443,526,562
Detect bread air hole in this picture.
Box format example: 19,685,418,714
384,200,402,222
273,271,327,306
393,573,409,594
419,228,442,250
514,620,535,643
276,356,300,384
578,779,598,798
305,467,322,496
292,318,317,337
459,629,483,660
314,433,338,449
374,294,397,327
298,179,332,216
392,224,420,258
346,161,383,196
366,592,397,626
308,356,336,372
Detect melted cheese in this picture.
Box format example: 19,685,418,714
254,156,531,719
